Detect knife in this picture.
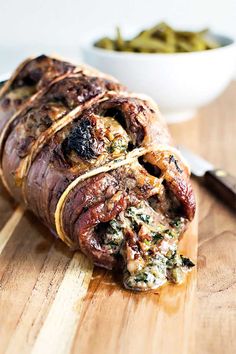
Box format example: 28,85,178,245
178,146,236,210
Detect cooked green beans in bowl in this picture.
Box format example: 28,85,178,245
94,22,220,53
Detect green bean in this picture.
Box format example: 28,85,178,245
94,37,115,50
115,27,125,50
94,23,220,53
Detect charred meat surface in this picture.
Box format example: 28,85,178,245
11,55,75,90
53,114,131,172
2,72,124,161
62,118,99,160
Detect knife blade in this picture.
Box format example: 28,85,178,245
178,145,236,210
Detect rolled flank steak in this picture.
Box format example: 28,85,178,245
0,55,196,291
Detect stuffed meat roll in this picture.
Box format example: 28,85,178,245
0,55,195,291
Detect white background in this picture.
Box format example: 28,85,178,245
0,0,236,74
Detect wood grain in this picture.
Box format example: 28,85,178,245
169,82,236,354
0,209,94,354
0,206,24,254
31,253,93,354
0,81,235,354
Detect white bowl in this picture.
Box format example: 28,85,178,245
82,34,236,123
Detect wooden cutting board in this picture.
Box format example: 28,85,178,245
0,181,198,354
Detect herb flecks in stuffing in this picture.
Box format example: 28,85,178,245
106,201,195,291
103,220,124,253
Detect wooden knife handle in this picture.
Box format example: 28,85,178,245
204,169,236,210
